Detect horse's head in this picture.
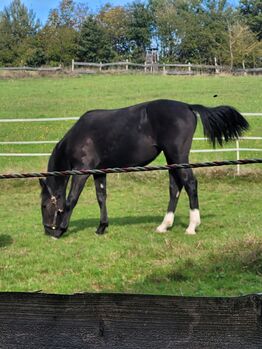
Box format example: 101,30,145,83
39,178,66,238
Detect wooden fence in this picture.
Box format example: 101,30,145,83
0,292,261,348
72,59,221,75
0,66,62,72
235,67,262,75
0,63,261,75
71,60,262,75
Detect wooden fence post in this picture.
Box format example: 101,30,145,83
188,62,192,73
126,59,129,71
72,59,74,72
214,57,219,74
99,62,102,72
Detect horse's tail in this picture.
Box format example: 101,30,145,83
190,104,249,146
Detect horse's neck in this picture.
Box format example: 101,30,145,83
48,142,67,172
47,142,68,193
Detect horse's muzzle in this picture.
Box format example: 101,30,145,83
44,225,66,239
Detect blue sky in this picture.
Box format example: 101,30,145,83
0,0,240,25
0,0,128,24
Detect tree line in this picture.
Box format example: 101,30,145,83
0,0,261,69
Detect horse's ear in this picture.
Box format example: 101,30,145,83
39,178,53,197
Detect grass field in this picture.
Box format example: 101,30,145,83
0,74,261,295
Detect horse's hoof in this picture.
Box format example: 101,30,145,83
96,230,106,235
185,228,196,235
156,225,167,233
96,223,108,235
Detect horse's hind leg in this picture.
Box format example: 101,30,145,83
161,146,201,234
94,174,108,235
181,168,201,235
156,170,183,233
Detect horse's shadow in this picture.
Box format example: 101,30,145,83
69,215,187,235
66,212,216,236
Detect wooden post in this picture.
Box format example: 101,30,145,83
214,57,219,74
163,64,166,75
188,62,192,73
71,59,74,72
126,59,129,71
99,62,102,72
144,62,147,73
242,60,247,76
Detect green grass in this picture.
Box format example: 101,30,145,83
0,74,261,117
0,173,262,295
0,74,261,295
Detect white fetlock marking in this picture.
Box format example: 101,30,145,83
185,209,201,235
156,212,174,233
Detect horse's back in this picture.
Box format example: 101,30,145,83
62,99,196,168
63,101,157,167
77,99,195,132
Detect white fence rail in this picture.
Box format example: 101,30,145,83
0,113,261,123
0,115,261,175
0,117,79,122
0,137,261,145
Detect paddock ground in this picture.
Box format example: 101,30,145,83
0,74,261,295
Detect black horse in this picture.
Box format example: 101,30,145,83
40,99,248,239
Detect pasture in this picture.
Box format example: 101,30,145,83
0,74,261,295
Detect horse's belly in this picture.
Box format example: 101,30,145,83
101,139,160,168
128,146,160,167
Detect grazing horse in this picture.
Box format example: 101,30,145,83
40,99,248,239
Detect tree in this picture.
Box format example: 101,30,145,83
77,15,114,62
98,5,130,59
0,0,40,65
227,22,262,69
41,0,88,65
149,0,237,65
127,1,152,62
194,0,235,65
39,24,78,65
148,0,179,61
239,0,262,40
173,1,209,63
47,0,89,29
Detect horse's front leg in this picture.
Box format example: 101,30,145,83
93,174,108,235
59,174,89,234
